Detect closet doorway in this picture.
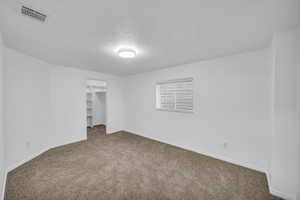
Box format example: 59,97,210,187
86,80,107,140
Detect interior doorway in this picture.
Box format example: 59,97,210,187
86,80,107,139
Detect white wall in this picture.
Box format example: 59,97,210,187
4,48,52,171
124,49,271,172
269,27,300,200
2,28,299,199
94,92,106,126
297,36,300,200
4,48,124,170
0,31,6,200
49,67,122,147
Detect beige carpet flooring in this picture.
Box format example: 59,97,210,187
87,125,106,139
5,128,281,200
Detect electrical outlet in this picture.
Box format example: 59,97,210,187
26,141,31,149
223,142,228,149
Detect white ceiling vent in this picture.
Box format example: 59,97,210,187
21,6,46,22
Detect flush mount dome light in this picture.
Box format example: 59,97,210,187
118,48,136,58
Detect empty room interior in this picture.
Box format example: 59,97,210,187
0,0,300,199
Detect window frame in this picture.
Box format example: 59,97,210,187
155,77,194,113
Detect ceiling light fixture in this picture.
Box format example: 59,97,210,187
118,48,136,58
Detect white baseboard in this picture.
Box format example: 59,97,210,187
269,187,296,200
125,130,299,200
193,148,266,173
7,137,87,173
3,136,88,199
3,130,296,200
50,137,86,151
124,129,265,173
7,148,48,173
265,171,296,200
1,169,7,200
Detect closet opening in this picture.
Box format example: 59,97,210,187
86,80,107,140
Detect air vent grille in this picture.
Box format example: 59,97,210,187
21,6,46,22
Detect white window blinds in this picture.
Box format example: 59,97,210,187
156,78,193,113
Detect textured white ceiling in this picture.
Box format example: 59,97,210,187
0,0,299,75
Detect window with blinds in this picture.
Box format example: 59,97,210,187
156,78,193,113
